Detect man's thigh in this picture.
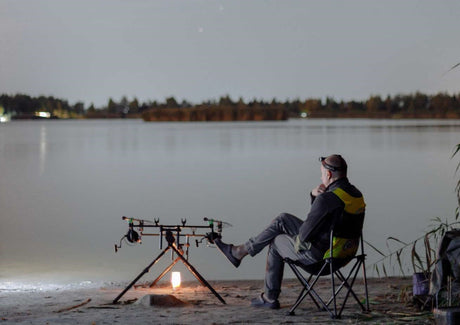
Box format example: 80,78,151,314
272,234,317,265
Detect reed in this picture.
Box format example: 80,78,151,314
368,144,460,277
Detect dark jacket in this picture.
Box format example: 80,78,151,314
298,177,365,260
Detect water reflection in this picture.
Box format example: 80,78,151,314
39,126,47,176
0,119,459,285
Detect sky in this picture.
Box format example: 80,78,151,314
1,0,460,107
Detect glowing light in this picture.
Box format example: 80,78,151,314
171,272,181,289
35,112,51,118
300,112,308,118
0,116,7,123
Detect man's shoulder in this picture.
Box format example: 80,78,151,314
314,191,343,207
336,179,363,198
343,183,363,198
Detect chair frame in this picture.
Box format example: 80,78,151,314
285,230,370,319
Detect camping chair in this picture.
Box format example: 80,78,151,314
284,229,370,319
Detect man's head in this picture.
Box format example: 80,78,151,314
319,154,347,186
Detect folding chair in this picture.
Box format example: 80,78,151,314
284,229,370,319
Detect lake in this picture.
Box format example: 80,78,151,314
1,119,459,290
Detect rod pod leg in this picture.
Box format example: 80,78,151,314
113,247,170,304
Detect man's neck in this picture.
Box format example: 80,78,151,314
325,177,347,190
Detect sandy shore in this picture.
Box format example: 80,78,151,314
1,277,433,324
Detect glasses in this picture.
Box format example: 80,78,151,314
319,156,343,172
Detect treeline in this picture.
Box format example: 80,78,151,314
1,92,460,119
303,93,460,118
0,94,85,119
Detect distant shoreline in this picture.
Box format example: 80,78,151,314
8,114,460,121
3,92,460,121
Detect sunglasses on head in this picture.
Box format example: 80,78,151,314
319,156,343,172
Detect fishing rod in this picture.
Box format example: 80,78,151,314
114,216,231,252
112,216,232,304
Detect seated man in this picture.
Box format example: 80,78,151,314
215,154,365,309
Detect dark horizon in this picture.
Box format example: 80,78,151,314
2,91,460,120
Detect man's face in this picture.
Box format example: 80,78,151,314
320,165,330,186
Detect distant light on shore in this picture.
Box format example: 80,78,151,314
35,112,51,118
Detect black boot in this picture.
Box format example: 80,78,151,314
214,238,241,268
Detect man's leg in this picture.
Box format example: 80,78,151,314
245,213,303,257
264,234,317,301
215,213,303,269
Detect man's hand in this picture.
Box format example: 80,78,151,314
311,183,326,197
294,235,311,252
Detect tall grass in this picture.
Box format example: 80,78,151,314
368,144,460,277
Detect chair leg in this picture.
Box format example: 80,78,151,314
360,235,370,312
335,259,369,317
340,257,370,312
286,262,331,316
287,264,312,315
337,267,362,317
287,263,321,314
329,260,339,319
325,271,348,307
323,258,368,318
337,266,365,308
286,254,370,319
361,257,370,312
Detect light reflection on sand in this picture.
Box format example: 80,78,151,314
0,280,99,293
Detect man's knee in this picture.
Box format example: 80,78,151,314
272,212,294,224
271,234,296,259
273,234,291,247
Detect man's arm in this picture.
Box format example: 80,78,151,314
311,183,326,197
310,183,326,204
298,194,331,243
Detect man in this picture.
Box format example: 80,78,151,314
215,154,365,309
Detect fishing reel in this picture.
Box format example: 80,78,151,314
114,217,143,252
196,217,232,247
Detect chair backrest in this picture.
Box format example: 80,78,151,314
325,186,366,259
296,229,362,276
323,236,359,259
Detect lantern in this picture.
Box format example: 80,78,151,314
171,272,181,289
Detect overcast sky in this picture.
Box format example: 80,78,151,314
1,0,460,107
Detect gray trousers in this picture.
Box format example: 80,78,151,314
244,213,318,301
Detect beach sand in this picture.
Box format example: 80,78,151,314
1,277,433,324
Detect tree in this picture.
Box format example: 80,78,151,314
129,98,139,114
236,97,245,109
431,93,451,117
325,97,339,112
219,95,234,106
73,102,85,115
165,96,178,108
304,99,322,113
87,103,96,113
365,96,383,113
107,98,117,114
181,99,192,108
13,94,34,113
413,92,429,112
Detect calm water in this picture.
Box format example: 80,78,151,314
1,119,459,290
